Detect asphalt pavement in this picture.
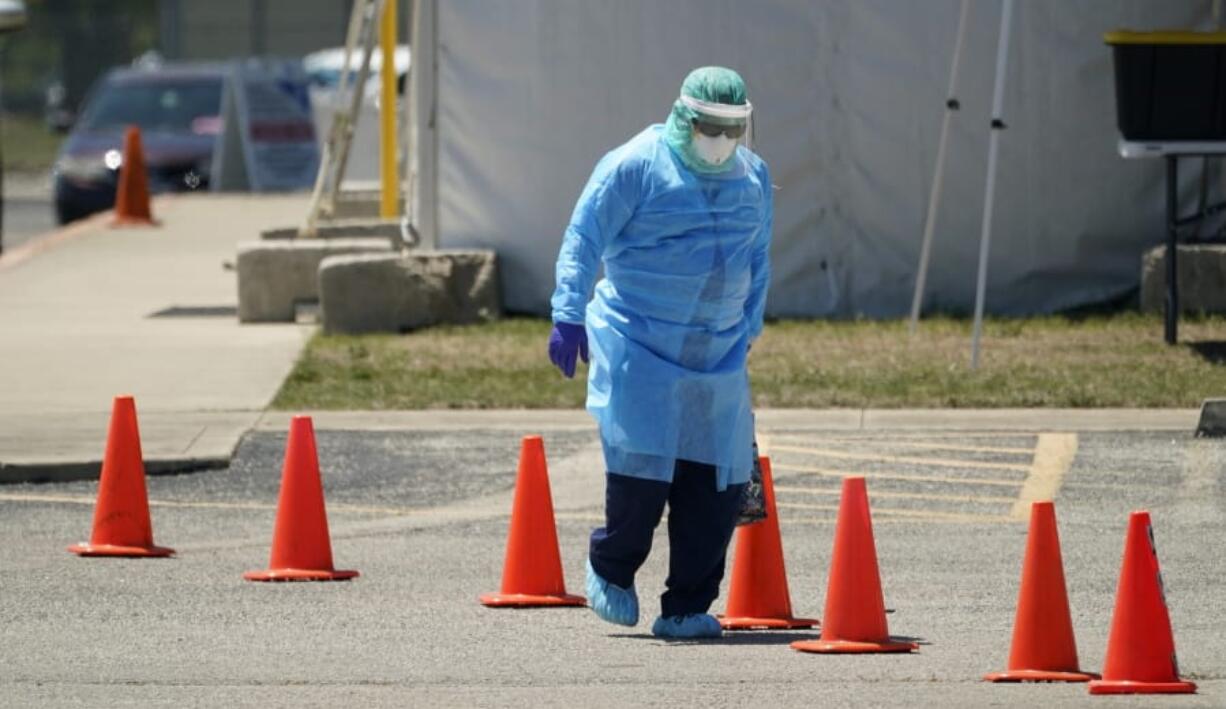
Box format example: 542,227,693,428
0,171,56,254
0,423,1221,708
2,194,57,253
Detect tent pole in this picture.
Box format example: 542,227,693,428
909,0,971,335
407,0,438,249
970,0,1014,370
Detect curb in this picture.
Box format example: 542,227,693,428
0,408,1202,486
256,408,1201,433
0,209,111,273
0,456,230,485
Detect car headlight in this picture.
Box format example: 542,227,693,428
55,152,119,182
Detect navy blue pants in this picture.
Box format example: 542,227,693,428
589,460,745,618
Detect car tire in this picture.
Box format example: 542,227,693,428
55,203,83,225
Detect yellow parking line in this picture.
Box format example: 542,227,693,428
770,436,1033,456
0,492,285,511
1059,479,1142,491
555,512,606,523
1011,432,1078,519
0,492,408,517
777,517,998,527
328,503,418,516
861,441,1032,456
0,492,610,526
774,485,1017,505
777,501,1014,524
756,432,774,459
0,492,93,506
773,462,1023,488
0,492,1012,528
770,444,1031,472
775,432,1037,442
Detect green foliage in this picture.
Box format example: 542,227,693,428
1,112,62,171
2,0,159,115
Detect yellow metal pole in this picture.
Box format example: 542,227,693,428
379,0,398,218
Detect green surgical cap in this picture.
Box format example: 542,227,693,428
664,66,749,175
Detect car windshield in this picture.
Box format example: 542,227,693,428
80,78,223,134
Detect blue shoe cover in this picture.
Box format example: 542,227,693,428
651,613,724,639
585,559,638,627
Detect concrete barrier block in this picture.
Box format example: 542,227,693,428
319,250,501,334
236,238,393,322
1196,398,1226,437
1141,244,1226,313
261,218,408,245
332,191,404,220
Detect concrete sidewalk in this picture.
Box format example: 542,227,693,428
254,408,1200,433
0,194,312,482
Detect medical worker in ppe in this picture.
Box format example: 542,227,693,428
548,66,772,639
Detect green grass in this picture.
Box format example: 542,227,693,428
271,314,1226,410
1,113,63,173
274,318,586,410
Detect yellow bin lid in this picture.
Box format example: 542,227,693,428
1105,30,1226,45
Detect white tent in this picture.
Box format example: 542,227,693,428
408,0,1215,317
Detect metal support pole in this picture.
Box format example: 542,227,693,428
1165,155,1179,345
407,0,421,242
0,53,6,258
250,0,268,57
408,0,438,249
379,0,398,218
159,0,182,60
303,0,382,235
0,111,5,258
970,0,1014,370
909,0,970,334
329,2,381,210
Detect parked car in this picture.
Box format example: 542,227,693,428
52,63,226,224
303,44,409,98
302,45,409,182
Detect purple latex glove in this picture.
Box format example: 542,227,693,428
548,322,589,379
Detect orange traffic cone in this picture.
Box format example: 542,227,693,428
1088,511,1196,695
244,416,358,582
984,501,1097,682
480,435,585,607
111,125,156,226
68,395,173,557
791,476,916,654
721,457,818,630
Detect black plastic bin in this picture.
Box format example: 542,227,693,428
1106,31,1226,140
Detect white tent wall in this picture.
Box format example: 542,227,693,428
429,0,1213,317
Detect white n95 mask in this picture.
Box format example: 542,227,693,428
692,134,738,166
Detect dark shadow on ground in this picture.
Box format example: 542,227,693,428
609,631,932,647
1188,340,1226,365
609,631,818,646
889,635,931,646
147,305,239,318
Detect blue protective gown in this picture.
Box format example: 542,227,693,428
551,125,772,490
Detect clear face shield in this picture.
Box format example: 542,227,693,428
681,94,754,166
